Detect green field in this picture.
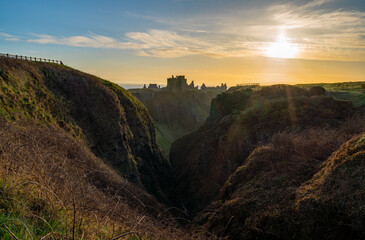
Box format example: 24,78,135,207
297,81,365,107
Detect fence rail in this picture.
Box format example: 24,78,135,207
0,53,63,65
236,83,260,86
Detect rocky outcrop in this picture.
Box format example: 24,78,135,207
170,85,356,215
195,119,365,239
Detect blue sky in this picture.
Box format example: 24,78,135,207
1,0,365,86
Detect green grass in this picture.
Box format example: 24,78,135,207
155,122,194,158
297,81,365,107
0,179,66,239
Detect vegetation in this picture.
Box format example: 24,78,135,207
0,60,82,137
0,57,172,202
1,57,364,239
0,58,207,239
297,81,365,107
131,89,218,157
0,176,67,239
296,131,365,239
0,119,208,239
197,116,365,239
170,84,357,216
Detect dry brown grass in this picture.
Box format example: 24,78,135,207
198,115,365,239
0,119,211,239
0,57,174,203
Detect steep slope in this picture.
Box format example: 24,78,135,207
130,89,220,157
296,132,365,239
0,57,170,201
0,120,207,239
170,85,356,215
196,118,364,239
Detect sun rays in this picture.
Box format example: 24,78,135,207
265,33,299,59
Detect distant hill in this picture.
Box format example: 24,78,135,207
297,81,365,108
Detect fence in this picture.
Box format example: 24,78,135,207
0,53,63,65
236,83,260,86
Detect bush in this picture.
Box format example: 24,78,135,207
308,86,326,96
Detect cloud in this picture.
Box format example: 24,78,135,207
268,1,365,60
27,33,144,49
22,30,263,58
0,32,20,41
300,0,334,10
2,0,365,61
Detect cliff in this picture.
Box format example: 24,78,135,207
197,122,365,239
130,88,220,156
170,85,357,215
0,57,171,201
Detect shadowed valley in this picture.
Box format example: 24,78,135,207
1,57,365,239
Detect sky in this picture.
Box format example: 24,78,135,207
1,0,365,87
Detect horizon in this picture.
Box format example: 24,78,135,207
1,0,365,86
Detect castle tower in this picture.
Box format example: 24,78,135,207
167,75,188,93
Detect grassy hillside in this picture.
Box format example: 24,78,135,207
2,57,363,239
0,58,208,239
197,117,365,239
295,133,365,239
0,120,207,239
0,57,171,202
170,85,357,216
130,89,220,157
297,81,365,107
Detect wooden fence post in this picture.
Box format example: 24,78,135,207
1,53,62,65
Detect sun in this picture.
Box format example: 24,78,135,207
265,34,299,59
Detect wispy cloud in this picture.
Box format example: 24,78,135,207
0,32,20,42
300,0,334,10
27,33,144,49
1,0,364,61
20,30,263,58
269,1,365,60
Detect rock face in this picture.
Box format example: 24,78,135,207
195,118,364,239
196,125,365,240
130,89,220,156
170,85,356,215
0,58,171,201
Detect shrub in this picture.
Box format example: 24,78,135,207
308,86,326,96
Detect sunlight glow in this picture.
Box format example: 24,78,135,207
265,34,299,59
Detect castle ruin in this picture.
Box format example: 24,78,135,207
201,83,227,91
167,75,197,93
141,75,227,93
